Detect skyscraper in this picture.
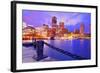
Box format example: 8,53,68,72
59,21,64,29
80,23,85,35
51,16,57,28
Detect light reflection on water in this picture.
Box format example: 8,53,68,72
43,39,91,61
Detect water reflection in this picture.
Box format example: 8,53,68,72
44,39,91,61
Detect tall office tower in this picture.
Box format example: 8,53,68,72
51,16,57,28
59,21,64,29
80,23,85,35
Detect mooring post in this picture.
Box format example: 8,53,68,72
36,41,44,60
33,40,47,61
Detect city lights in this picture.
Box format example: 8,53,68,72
22,16,90,41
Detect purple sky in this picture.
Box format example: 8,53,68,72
22,10,91,33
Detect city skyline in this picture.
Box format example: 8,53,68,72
22,10,91,62
22,10,91,33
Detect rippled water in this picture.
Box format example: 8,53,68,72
43,39,91,61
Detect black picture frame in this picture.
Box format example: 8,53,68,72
11,1,98,72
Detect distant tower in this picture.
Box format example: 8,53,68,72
80,23,84,35
51,16,57,27
59,22,64,29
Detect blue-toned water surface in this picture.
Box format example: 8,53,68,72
43,39,91,61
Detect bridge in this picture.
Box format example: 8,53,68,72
23,40,88,61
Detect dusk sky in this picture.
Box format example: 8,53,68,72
22,10,91,33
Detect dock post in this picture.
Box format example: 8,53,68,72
33,40,47,61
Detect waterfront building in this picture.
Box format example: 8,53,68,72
22,26,36,41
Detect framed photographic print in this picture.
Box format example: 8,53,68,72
11,1,98,72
